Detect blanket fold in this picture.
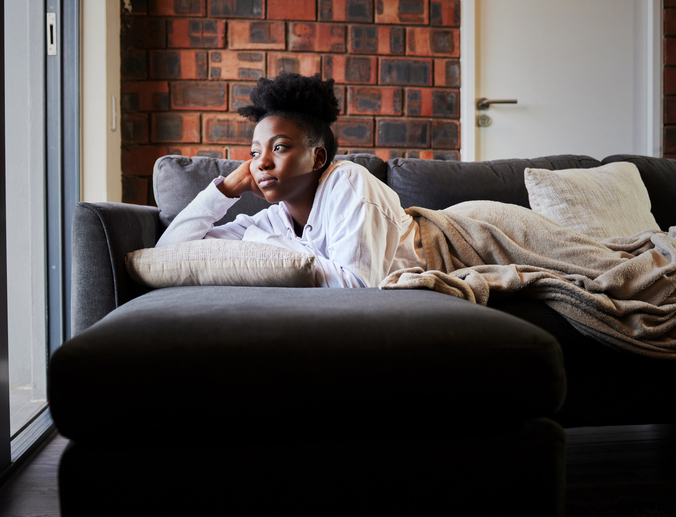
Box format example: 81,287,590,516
380,201,676,358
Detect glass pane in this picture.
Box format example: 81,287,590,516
4,0,48,437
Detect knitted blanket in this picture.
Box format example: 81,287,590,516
379,201,676,358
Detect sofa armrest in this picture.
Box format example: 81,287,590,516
71,202,160,336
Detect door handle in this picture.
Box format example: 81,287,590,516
476,98,518,110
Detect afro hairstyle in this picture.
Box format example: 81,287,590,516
237,73,340,171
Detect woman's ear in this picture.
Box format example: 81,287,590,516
314,147,328,170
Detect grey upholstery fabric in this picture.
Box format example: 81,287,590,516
71,202,159,336
50,286,565,444
387,155,603,209
602,154,676,232
153,153,386,229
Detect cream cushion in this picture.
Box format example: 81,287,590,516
524,162,659,240
126,239,316,288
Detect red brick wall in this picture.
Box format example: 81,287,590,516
666,1,676,158
120,0,461,204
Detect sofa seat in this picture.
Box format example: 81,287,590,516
50,286,565,446
51,285,566,516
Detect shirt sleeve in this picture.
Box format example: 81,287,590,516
317,167,404,288
155,177,245,247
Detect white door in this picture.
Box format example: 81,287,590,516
463,0,661,161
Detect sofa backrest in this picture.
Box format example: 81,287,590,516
386,155,603,211
154,152,675,233
602,155,676,232
153,153,386,229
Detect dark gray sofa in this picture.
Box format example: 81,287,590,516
48,153,676,516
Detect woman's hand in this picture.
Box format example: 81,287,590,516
216,160,265,199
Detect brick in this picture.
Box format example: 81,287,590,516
374,148,405,160
149,50,208,79
203,113,255,144
416,150,459,160
665,68,676,95
666,97,676,124
349,26,404,55
431,0,460,27
405,88,458,118
168,19,225,48
407,28,459,57
667,9,676,36
165,145,227,158
323,55,377,84
208,0,264,18
334,85,346,114
379,58,432,86
148,0,205,16
122,82,170,111
377,118,430,147
209,51,265,80
431,119,459,149
122,146,169,176
171,81,227,110
268,0,316,20
122,114,149,144
122,175,151,205
376,0,428,25
122,0,148,14
434,58,460,87
332,117,374,146
151,113,201,143
289,23,346,53
664,126,676,154
348,86,403,115
666,38,676,66
121,17,166,48
228,147,253,160
229,21,285,50
230,83,256,111
122,49,148,80
319,0,373,22
268,53,321,77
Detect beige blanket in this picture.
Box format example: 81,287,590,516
379,201,676,358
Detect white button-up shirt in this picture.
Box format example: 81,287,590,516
156,161,426,287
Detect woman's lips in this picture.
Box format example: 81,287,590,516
258,174,277,188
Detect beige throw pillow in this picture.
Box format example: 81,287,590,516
126,239,316,288
524,162,659,240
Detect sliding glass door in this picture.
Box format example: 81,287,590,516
1,0,79,473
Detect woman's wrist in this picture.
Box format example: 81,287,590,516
216,176,244,198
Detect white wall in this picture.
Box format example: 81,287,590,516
81,0,121,202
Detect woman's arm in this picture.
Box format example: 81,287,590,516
156,160,264,247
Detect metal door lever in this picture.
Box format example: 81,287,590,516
476,98,518,110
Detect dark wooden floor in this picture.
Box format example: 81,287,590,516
0,425,675,516
0,431,65,517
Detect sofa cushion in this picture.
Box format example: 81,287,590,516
49,287,565,445
153,153,386,229
602,154,676,232
524,162,659,240
126,239,316,288
387,155,602,210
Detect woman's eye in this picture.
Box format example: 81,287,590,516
249,151,259,157
274,144,288,151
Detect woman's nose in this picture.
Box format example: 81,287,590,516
258,151,273,170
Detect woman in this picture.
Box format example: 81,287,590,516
156,73,425,287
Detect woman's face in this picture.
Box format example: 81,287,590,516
249,115,325,208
